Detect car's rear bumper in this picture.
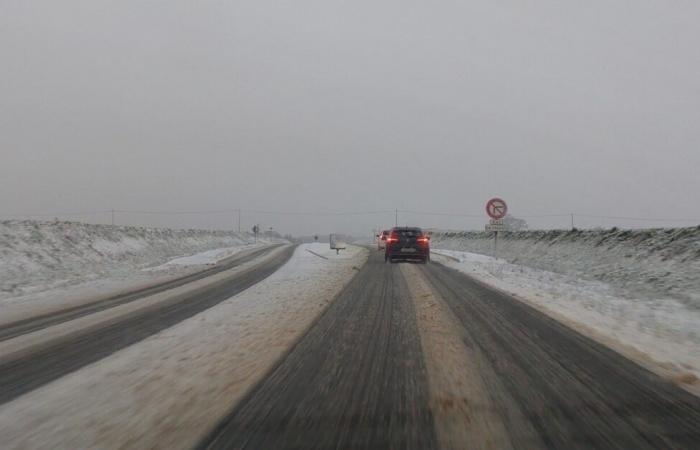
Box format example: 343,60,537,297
386,248,429,259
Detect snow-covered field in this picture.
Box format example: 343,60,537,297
0,221,284,323
0,243,368,450
431,228,700,307
431,230,700,386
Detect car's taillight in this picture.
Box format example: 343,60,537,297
417,236,430,245
386,233,399,244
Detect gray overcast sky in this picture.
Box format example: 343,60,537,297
2,1,699,235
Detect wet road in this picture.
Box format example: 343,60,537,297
199,247,438,450
200,250,700,450
0,245,284,342
0,245,295,405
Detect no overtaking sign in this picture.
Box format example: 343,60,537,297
486,198,508,220
485,198,508,256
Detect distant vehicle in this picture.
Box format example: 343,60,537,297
385,227,430,264
377,230,390,250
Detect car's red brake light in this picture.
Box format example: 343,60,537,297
417,236,430,244
386,233,399,244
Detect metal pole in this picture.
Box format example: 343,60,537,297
237,209,241,233
571,213,574,230
494,231,498,258
395,209,398,227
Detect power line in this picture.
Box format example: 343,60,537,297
515,213,572,218
242,209,393,216
574,214,700,223
397,209,483,217
1,208,698,224
113,209,233,215
0,210,112,217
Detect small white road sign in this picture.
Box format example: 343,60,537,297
485,224,508,232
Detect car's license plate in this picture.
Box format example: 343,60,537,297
401,248,416,253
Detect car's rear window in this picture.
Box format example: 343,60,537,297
394,228,422,236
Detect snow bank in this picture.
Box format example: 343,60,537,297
431,227,700,308
145,246,255,269
430,227,700,384
0,244,368,450
0,220,284,300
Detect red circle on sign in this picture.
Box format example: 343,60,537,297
486,198,508,219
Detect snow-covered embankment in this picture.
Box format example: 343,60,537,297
431,227,700,386
0,221,284,321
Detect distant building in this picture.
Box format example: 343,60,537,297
503,214,528,231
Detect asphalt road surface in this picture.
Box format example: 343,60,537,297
0,244,284,343
200,250,700,450
0,244,295,405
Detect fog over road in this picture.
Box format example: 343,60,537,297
201,250,700,450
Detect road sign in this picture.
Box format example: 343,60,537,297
485,224,508,232
486,198,508,220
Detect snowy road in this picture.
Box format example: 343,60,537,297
0,244,284,342
0,244,294,405
200,250,700,450
2,245,700,449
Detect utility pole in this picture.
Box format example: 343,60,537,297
571,213,575,230
237,208,241,233
395,209,398,227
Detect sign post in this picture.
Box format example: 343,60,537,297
485,198,508,258
495,226,498,258
330,234,346,255
252,224,260,243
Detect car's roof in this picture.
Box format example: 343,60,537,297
391,227,422,232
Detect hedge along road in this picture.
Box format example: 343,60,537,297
199,250,700,450
0,244,296,405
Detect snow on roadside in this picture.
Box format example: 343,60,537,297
0,244,368,450
144,243,265,269
0,220,285,325
430,228,700,308
0,220,284,300
431,249,700,385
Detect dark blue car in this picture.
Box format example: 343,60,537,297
384,227,430,264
